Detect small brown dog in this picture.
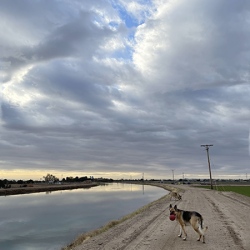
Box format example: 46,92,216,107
169,191,182,201
169,204,208,243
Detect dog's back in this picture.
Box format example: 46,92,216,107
182,211,202,223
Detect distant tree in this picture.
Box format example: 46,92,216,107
66,177,74,182
43,174,59,183
79,176,88,182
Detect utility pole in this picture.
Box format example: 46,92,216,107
172,170,174,184
201,144,213,189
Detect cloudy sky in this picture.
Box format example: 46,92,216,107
1,0,250,181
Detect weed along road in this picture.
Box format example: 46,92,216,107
64,184,250,250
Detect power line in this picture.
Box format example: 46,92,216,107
201,144,213,190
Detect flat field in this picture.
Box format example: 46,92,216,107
198,185,250,197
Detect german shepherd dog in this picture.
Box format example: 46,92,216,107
169,191,182,201
169,204,208,243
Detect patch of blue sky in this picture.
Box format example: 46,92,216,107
112,45,133,61
111,0,154,28
118,8,140,28
107,1,155,61
109,21,120,29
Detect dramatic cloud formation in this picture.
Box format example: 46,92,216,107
1,0,250,180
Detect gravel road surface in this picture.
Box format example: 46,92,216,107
69,185,250,250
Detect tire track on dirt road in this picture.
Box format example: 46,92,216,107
205,195,243,247
202,190,248,250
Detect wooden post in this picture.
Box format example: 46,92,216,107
201,145,213,190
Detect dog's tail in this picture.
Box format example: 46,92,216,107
199,217,208,235
200,225,208,235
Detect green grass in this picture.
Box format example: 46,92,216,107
199,185,250,197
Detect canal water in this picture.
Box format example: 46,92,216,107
0,183,168,250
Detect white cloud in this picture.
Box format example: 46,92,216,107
134,0,250,93
0,0,250,180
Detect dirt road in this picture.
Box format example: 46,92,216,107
69,185,250,250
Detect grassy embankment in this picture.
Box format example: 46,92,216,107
199,185,250,197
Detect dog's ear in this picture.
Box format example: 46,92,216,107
169,204,172,208
174,205,177,210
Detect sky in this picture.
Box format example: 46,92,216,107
1,0,250,181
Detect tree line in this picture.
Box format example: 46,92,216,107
0,174,113,188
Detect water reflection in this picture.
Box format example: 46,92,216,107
0,183,167,250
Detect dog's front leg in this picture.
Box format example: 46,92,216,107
178,225,182,237
181,225,187,240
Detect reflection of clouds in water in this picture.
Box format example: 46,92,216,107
66,183,143,193
88,183,145,192
0,218,29,226
0,218,33,242
99,183,143,192
0,193,47,207
1,184,165,217
0,183,166,249
0,184,157,209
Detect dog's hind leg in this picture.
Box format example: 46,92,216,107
198,232,205,243
196,224,207,243
199,226,208,243
202,235,205,243
194,227,202,242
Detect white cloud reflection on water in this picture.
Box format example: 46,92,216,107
0,183,167,250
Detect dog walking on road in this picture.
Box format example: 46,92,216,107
169,204,208,243
169,191,182,201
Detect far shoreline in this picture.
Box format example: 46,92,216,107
0,182,99,196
